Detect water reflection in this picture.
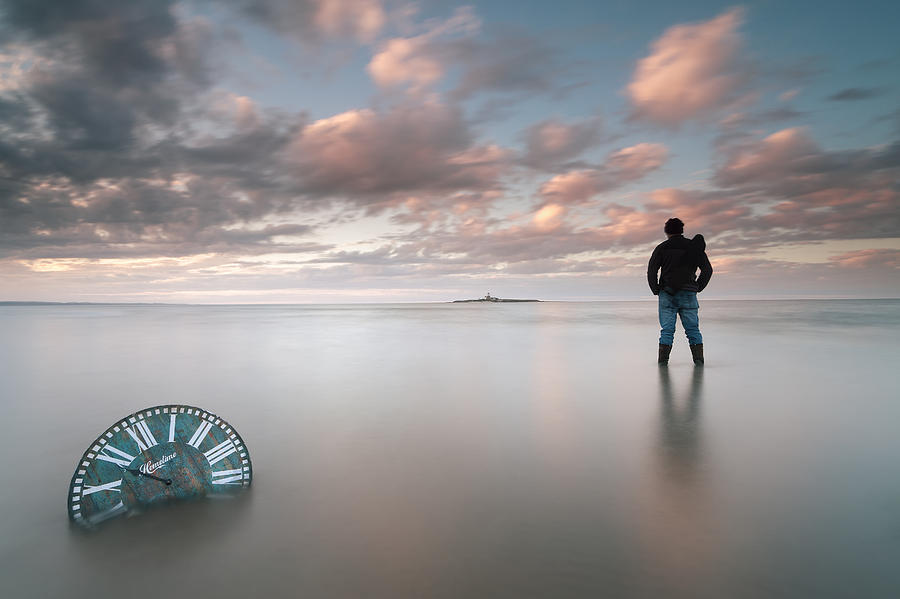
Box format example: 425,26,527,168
658,366,704,483
637,366,717,596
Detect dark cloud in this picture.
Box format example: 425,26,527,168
0,156,313,258
30,75,140,151
1,0,176,41
0,0,208,166
447,32,565,101
0,1,324,258
220,0,384,43
222,0,315,36
1,0,180,88
827,87,887,102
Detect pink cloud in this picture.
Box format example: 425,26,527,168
314,0,385,43
596,204,663,245
646,188,751,236
367,7,480,91
715,127,820,188
366,7,563,101
539,143,668,204
286,101,509,202
627,8,750,126
714,128,900,240
532,203,566,231
830,249,900,269
606,143,669,178
368,37,445,90
520,117,603,168
540,170,600,205
231,0,385,44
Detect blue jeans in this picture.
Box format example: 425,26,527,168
658,290,702,345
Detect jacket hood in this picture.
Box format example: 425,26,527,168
689,233,706,252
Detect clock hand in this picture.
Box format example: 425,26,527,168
119,465,172,486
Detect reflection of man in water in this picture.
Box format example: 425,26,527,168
647,218,713,365
658,366,703,479
640,366,713,592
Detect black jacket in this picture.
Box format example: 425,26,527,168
647,234,713,295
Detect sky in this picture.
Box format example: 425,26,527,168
0,0,898,302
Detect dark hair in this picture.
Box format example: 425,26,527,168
664,218,684,235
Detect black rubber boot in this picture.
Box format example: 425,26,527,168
690,343,704,365
658,344,672,365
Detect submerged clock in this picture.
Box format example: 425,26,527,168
68,405,252,529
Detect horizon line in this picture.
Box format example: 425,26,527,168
2,296,899,306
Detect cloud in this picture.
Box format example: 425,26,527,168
0,3,517,261
286,101,510,202
539,143,668,204
368,37,446,91
2,1,895,300
0,134,314,259
708,127,900,242
644,188,751,237
715,127,900,193
627,8,750,127
224,0,385,43
532,203,566,231
571,188,750,250
366,7,565,103
314,0,384,42
0,0,220,162
830,249,900,269
367,7,479,92
520,117,603,170
0,0,339,260
606,143,669,176
714,127,820,188
540,171,601,205
448,31,564,101
827,87,887,102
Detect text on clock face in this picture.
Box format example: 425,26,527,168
140,452,176,474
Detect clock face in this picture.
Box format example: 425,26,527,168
68,405,252,529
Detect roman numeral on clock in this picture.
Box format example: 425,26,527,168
96,444,136,468
203,440,237,466
187,421,214,448
82,479,123,496
126,420,158,451
211,468,243,485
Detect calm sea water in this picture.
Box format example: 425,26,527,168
1,300,898,598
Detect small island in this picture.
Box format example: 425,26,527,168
451,292,541,303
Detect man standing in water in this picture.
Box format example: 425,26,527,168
647,218,713,365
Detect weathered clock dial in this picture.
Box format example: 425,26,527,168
68,405,252,529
